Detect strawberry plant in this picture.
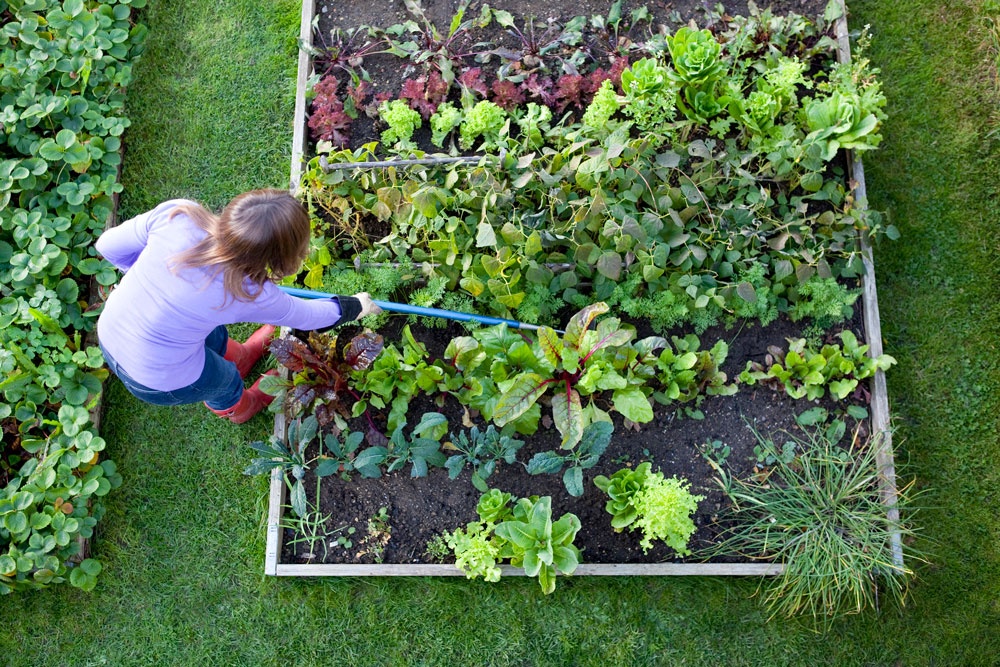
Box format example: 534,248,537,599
1,0,145,593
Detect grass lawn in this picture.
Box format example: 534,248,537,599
1,0,999,664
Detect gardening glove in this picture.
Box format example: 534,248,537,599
354,292,381,319
306,293,382,336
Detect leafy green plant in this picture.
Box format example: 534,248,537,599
445,490,581,593
443,425,525,492
446,519,504,582
268,329,384,427
429,101,463,147
492,303,649,448
593,461,652,530
494,495,581,594
379,99,422,149
739,330,896,400
353,412,448,478
802,90,881,161
1,0,146,592
444,488,511,581
641,334,736,408
580,78,620,132
713,425,917,625
620,57,677,134
459,100,507,150
352,326,461,432
595,463,704,554
515,102,552,149
525,421,613,496
788,276,859,329
666,27,728,123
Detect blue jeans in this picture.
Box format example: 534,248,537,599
99,326,244,410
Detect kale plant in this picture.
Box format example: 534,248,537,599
352,412,448,478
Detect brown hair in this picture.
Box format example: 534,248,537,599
170,189,311,302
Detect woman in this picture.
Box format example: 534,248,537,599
95,189,378,424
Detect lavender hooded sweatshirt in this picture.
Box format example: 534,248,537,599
96,200,344,391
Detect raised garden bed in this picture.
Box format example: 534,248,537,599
260,0,904,607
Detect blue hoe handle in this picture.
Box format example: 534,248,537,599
278,285,554,332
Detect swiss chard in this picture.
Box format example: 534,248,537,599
491,304,640,447
269,330,384,427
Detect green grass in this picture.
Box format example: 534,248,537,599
2,0,1000,664
116,0,301,213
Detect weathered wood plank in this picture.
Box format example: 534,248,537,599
289,0,316,193
274,563,784,577
834,1,905,570
264,336,292,576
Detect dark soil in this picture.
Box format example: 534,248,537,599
282,307,869,566
283,0,864,569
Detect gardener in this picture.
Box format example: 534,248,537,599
95,188,379,424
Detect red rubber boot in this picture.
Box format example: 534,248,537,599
207,370,279,424
224,325,276,378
